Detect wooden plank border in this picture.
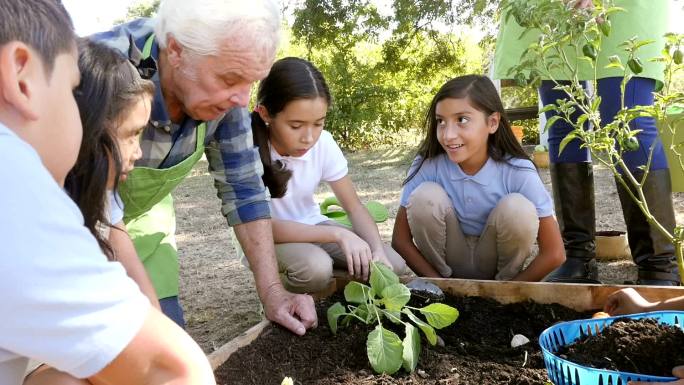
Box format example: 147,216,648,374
427,278,684,311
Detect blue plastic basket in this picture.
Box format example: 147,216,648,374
539,311,684,385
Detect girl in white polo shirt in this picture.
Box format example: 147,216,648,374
252,57,407,293
392,75,565,281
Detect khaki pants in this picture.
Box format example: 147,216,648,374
277,221,408,293
406,182,538,280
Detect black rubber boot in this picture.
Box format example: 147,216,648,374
616,169,680,286
544,162,601,283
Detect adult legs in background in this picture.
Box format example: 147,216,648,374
541,80,600,283
598,77,678,286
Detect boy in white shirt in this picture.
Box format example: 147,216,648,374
0,1,214,384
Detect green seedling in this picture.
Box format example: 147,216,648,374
327,261,459,375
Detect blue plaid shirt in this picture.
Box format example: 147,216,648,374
91,18,270,226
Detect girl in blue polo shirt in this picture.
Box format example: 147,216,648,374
392,75,565,281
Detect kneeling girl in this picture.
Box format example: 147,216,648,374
252,57,407,293
392,75,565,281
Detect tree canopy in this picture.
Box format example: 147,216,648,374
119,0,534,149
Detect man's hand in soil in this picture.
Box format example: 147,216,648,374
629,366,684,385
264,283,317,336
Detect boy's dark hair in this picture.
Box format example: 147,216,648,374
252,57,332,198
404,74,531,185
64,39,154,261
0,0,75,76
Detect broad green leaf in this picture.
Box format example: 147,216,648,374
576,114,589,127
418,303,459,329
344,281,372,304
605,6,626,15
544,115,562,133
402,308,437,345
539,103,557,114
370,261,399,296
558,132,577,155
327,302,345,335
633,39,655,50
367,324,403,374
381,283,411,311
605,62,625,70
402,323,421,372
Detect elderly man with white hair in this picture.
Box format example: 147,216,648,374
90,0,317,335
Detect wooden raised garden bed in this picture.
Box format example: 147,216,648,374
208,279,684,384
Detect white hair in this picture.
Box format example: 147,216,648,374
154,0,280,60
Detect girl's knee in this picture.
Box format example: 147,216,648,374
407,182,451,222
493,194,538,236
281,256,333,293
383,246,410,275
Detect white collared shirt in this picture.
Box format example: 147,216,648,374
269,130,348,225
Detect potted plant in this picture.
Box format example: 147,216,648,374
503,0,684,285
533,144,550,168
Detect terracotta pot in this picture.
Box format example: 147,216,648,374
511,125,524,144
595,230,631,260
533,151,549,168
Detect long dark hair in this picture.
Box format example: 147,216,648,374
64,39,154,260
252,57,332,197
404,74,530,184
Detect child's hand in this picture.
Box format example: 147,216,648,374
371,249,393,270
334,228,372,281
603,288,655,315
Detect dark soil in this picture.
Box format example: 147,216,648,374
215,294,591,385
559,318,684,377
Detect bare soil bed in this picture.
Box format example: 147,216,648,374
172,147,684,354
215,293,591,385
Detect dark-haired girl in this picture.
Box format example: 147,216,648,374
392,75,565,281
66,39,159,306
250,57,407,293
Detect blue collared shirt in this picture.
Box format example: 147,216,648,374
400,154,554,236
91,18,270,226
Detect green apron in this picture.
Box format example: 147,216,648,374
120,34,207,299
493,0,668,83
